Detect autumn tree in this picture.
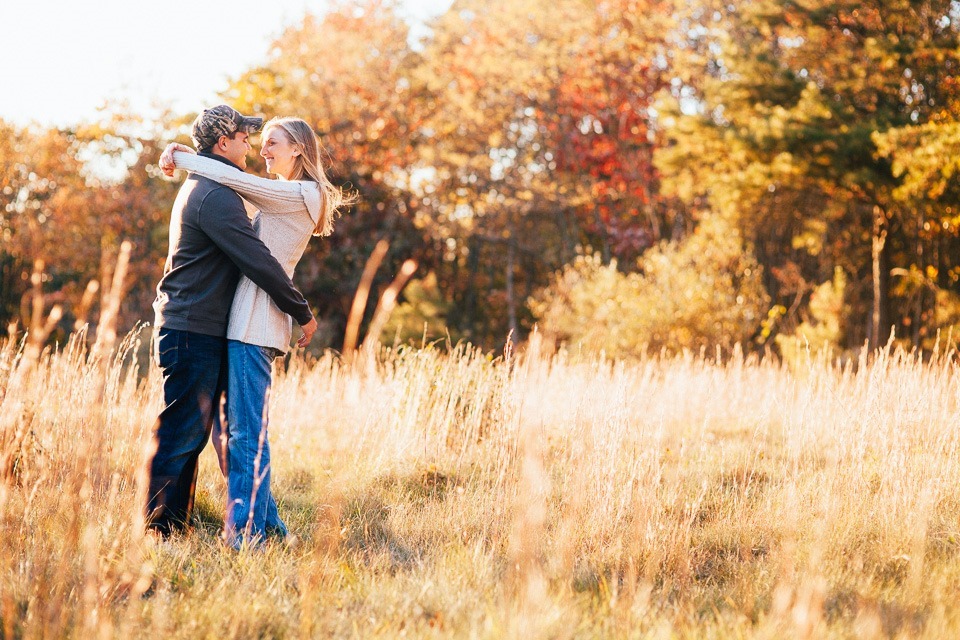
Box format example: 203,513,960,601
222,0,428,347
551,0,684,261
0,120,101,332
0,110,182,338
418,0,678,345
74,109,185,333
657,0,960,350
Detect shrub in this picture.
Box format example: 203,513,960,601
775,267,848,366
380,272,457,346
530,215,770,357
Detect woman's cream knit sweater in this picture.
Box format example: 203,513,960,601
173,151,319,352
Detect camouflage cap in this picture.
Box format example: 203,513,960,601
190,105,264,151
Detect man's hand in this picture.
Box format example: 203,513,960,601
297,317,318,348
158,142,196,178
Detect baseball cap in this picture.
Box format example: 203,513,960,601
190,105,264,151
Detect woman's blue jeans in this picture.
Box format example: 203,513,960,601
213,340,287,549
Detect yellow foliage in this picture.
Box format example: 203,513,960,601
531,215,770,356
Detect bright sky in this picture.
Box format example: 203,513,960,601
1,0,452,128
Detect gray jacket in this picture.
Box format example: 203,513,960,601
152,153,313,336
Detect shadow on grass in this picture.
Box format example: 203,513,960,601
389,466,457,505
338,467,461,571
191,488,224,535
825,587,928,637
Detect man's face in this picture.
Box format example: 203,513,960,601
218,132,251,169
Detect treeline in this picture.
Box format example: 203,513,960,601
4,0,960,356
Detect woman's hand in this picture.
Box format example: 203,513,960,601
158,142,196,177
297,317,318,348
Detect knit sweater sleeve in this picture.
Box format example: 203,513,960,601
173,151,308,216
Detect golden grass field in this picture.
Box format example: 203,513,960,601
3,324,960,639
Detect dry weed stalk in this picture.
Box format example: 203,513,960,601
0,241,156,639
73,279,101,333
0,260,62,485
92,240,132,364
20,259,63,373
342,239,389,356
360,258,417,353
299,483,344,640
506,388,551,635
5,297,960,637
341,240,417,384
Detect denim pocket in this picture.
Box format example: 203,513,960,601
155,330,180,369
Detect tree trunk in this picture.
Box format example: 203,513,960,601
870,206,889,351
913,211,924,346
593,206,611,262
462,237,480,337
99,237,115,320
506,233,518,340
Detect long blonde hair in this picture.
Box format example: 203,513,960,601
262,116,356,237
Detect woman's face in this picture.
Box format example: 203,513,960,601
260,126,299,179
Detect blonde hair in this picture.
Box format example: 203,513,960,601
262,116,357,237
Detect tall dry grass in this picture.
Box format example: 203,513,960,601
3,318,960,638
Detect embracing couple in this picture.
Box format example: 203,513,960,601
145,105,352,549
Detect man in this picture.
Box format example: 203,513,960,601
146,105,318,537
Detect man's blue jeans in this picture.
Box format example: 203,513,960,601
147,328,227,535
214,340,287,548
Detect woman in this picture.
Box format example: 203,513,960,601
160,117,354,549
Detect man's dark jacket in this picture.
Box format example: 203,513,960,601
152,153,313,336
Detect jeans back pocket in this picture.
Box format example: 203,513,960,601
155,329,180,369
